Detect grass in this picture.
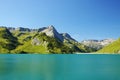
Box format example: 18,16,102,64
2,27,119,54
0,27,19,53
97,38,120,53
13,41,48,54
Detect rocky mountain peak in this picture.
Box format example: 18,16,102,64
48,25,55,30
38,25,63,42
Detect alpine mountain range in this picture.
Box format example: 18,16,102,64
0,25,119,54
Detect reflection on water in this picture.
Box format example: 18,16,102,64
0,54,120,80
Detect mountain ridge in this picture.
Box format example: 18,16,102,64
7,25,78,43
0,25,89,53
81,39,115,51
0,25,119,54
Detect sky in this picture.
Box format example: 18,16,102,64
0,0,120,41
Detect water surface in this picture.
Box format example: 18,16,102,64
0,54,120,80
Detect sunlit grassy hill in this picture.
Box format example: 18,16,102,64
97,38,120,54
0,27,19,53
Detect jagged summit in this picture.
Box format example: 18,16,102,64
40,25,63,41
5,25,76,42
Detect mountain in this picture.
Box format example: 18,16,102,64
0,25,92,54
0,27,19,53
13,33,73,53
97,38,120,53
39,25,63,42
81,39,115,51
1,25,118,54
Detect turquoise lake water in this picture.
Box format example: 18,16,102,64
0,54,120,80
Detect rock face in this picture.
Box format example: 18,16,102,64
61,33,77,42
16,27,31,32
38,26,77,42
7,27,16,31
32,38,41,45
7,27,31,32
81,39,116,50
39,25,64,41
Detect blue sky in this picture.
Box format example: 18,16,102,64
0,0,120,41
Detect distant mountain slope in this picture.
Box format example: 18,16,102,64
97,38,120,53
0,27,19,53
81,39,115,51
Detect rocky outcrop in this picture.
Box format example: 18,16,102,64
40,25,63,41
16,27,31,32
61,33,76,42
32,38,41,45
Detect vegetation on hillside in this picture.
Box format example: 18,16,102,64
0,28,19,53
1,27,118,54
97,38,120,53
12,33,73,54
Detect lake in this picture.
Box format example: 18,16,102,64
0,54,120,80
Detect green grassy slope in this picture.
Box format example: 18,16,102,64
11,41,47,53
97,38,120,54
12,31,36,43
13,33,73,54
0,27,19,53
